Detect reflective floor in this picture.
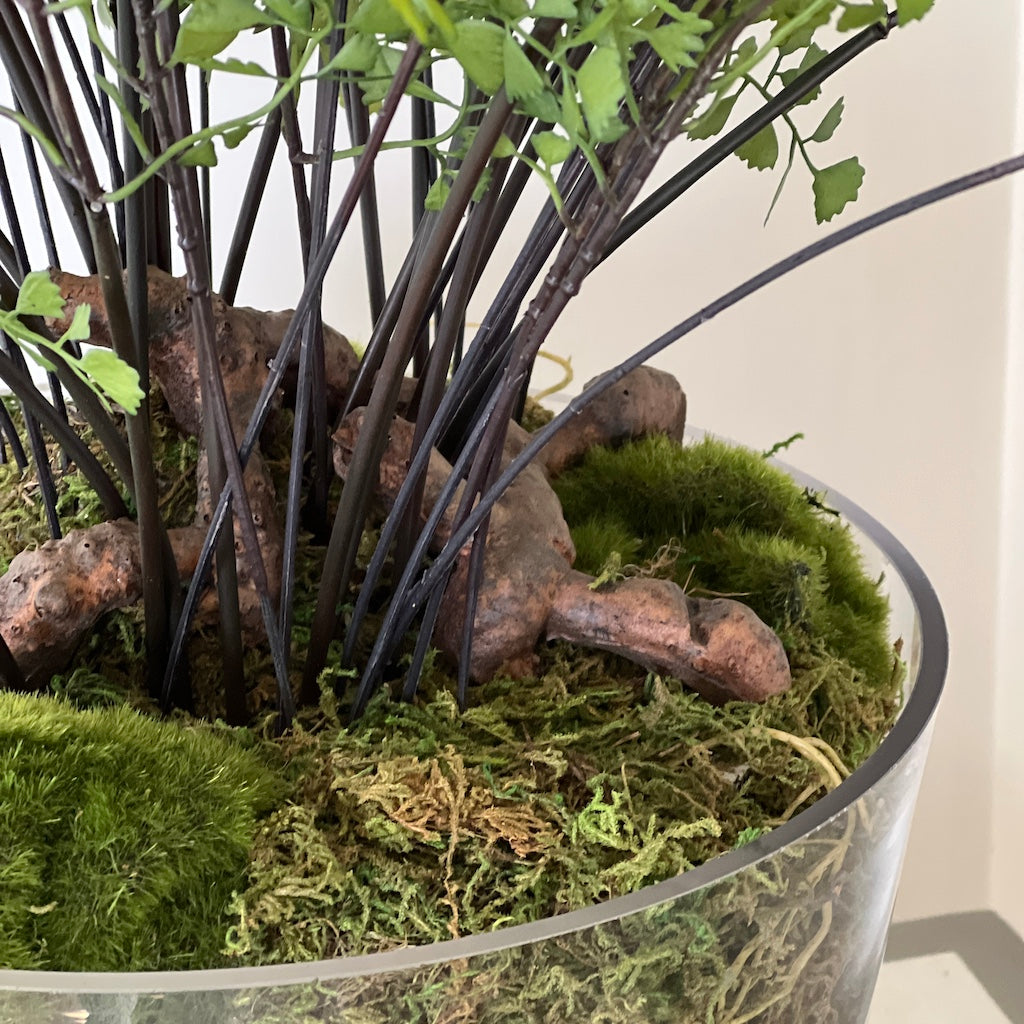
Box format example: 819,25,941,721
869,912,1023,1024
869,953,1013,1023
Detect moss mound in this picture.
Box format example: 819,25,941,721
554,435,893,683
0,693,283,971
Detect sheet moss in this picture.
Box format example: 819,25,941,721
0,693,283,971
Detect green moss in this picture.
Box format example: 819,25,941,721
0,693,284,971
0,430,902,991
554,435,893,683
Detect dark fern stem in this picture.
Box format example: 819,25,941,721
0,144,62,538
0,0,956,730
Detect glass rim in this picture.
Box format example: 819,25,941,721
0,435,949,995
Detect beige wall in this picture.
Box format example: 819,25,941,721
994,12,1024,939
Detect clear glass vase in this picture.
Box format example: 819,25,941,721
0,451,947,1024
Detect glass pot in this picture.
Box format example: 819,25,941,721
0,449,948,1024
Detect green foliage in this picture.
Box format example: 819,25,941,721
735,123,780,171
812,155,866,222
71,0,925,222
0,693,284,971
897,0,936,25
838,2,888,30
173,0,277,64
680,6,888,223
0,274,143,414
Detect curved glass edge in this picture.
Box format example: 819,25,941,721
2,716,936,1024
0,434,949,999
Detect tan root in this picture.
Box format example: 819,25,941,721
0,271,789,702
0,521,205,687
47,268,360,625
333,370,790,704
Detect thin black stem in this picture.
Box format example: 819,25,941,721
303,83,517,698
54,13,103,135
401,580,447,703
279,1,345,665
0,5,95,270
88,37,126,258
116,0,149,390
455,478,493,708
0,395,28,468
393,150,1024,653
148,151,173,272
344,80,387,325
0,350,128,518
0,230,18,279
154,43,421,711
410,66,437,230
272,26,313,268
0,148,30,276
199,66,212,270
219,107,282,304
16,98,59,268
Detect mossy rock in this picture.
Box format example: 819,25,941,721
0,693,283,971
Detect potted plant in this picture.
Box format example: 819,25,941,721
0,0,998,1018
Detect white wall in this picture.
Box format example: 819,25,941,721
993,9,1024,939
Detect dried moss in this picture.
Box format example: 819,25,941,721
222,435,901,978
227,630,899,971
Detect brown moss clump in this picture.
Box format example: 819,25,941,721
227,628,900,971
